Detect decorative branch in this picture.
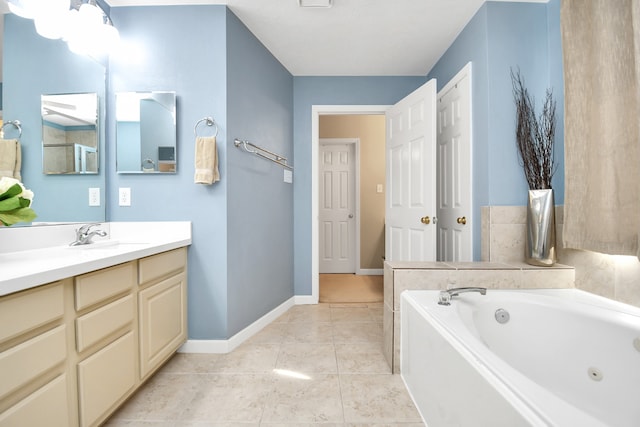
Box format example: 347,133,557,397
511,68,557,190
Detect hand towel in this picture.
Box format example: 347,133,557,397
194,136,220,184
0,139,21,181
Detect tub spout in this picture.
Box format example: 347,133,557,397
438,287,487,306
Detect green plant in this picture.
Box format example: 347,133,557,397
0,177,36,226
511,68,557,190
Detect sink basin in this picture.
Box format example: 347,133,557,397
66,240,148,250
67,240,121,249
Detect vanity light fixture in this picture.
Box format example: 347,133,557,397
298,0,333,8
6,0,119,57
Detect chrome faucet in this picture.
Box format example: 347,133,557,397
438,287,487,306
70,224,107,246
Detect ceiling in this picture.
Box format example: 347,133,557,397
104,0,548,76
0,0,548,78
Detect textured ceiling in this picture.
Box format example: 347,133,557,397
5,0,549,77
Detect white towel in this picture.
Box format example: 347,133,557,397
194,136,220,184
0,139,21,181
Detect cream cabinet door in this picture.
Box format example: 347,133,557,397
139,272,187,378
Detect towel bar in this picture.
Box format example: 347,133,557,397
234,138,293,170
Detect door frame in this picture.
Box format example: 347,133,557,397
319,138,360,274
311,105,390,303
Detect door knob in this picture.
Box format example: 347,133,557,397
457,216,467,225
348,214,354,218
420,216,430,225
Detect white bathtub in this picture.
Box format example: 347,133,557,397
400,289,640,427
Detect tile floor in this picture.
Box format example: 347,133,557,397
105,303,424,426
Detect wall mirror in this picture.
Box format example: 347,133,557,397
116,91,177,174
2,12,107,226
41,93,99,174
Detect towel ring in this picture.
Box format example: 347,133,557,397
194,116,218,138
1,120,22,138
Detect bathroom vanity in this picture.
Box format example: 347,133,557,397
0,222,191,427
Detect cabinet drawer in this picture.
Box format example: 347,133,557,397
139,247,186,285
0,282,65,344
0,374,70,427
76,294,134,353
75,262,136,311
78,331,136,427
0,325,66,401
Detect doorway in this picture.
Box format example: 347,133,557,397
313,107,389,303
310,75,473,302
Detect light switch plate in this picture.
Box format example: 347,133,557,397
376,184,383,193
284,169,293,184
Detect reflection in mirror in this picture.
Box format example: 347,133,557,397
42,93,99,175
116,91,177,174
2,12,106,226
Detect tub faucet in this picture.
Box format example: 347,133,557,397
438,287,487,306
70,224,107,246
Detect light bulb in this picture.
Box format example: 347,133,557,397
93,23,120,55
78,3,103,27
33,0,70,40
7,0,37,19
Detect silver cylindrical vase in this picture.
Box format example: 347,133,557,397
526,189,556,266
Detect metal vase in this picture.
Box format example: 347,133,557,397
525,189,557,266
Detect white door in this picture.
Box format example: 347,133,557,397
319,142,356,273
385,79,437,262
437,63,473,261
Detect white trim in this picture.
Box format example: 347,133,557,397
319,137,361,274
178,296,296,353
358,268,384,275
294,294,317,305
311,105,391,304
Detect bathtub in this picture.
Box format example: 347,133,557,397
400,289,640,427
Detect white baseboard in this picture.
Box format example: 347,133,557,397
357,268,384,275
178,296,296,354
294,294,318,305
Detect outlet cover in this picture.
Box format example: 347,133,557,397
119,187,131,206
89,188,100,206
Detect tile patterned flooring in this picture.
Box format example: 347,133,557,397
105,303,424,426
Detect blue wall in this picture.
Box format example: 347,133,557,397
292,76,426,296
225,9,294,336
427,0,564,259
108,5,230,339
108,5,295,339
4,14,106,223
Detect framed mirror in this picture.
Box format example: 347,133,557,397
41,93,99,175
116,91,177,174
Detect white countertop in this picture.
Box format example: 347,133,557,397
0,222,191,297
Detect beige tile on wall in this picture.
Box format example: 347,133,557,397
482,205,640,308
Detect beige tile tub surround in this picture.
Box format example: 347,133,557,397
383,261,575,373
483,205,640,308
